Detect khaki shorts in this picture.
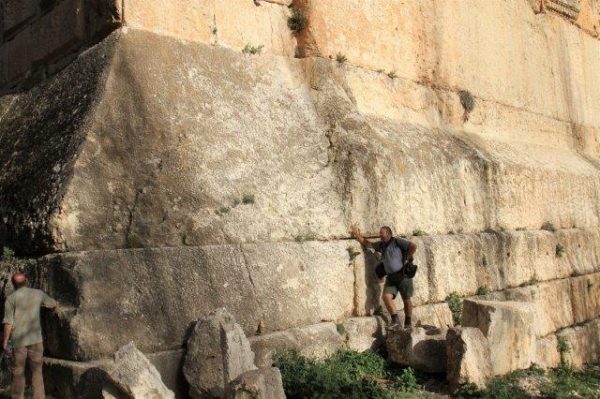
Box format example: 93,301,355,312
384,273,414,299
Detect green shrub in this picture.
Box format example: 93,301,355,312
519,275,539,287
555,244,566,258
411,229,428,236
557,336,571,368
336,52,347,64
2,247,15,260
476,285,491,296
275,350,422,399
445,293,462,326
287,8,307,33
242,44,264,55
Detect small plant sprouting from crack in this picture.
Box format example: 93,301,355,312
387,70,398,79
347,247,361,261
476,285,491,296
242,44,264,55
445,292,462,326
242,194,255,204
519,275,539,287
557,336,571,369
295,234,316,243
335,52,347,64
215,206,230,216
556,244,566,258
411,229,428,237
335,323,346,336
288,8,307,33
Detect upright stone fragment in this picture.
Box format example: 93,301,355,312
226,368,285,399
102,342,174,399
446,327,492,390
386,326,447,373
462,299,536,375
183,308,257,399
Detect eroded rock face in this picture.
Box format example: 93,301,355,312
462,299,536,375
446,327,492,390
225,368,285,399
183,309,257,399
102,342,174,399
386,326,447,373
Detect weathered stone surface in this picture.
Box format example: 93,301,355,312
535,335,560,369
39,241,353,361
2,0,36,33
446,327,492,390
250,322,344,369
183,309,256,399
557,319,600,368
146,350,188,399
226,368,285,399
462,299,536,375
386,326,448,373
341,317,386,353
570,273,600,324
104,343,174,399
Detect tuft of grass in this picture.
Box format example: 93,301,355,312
347,247,361,261
242,194,255,205
335,52,347,64
387,70,398,79
411,229,428,237
557,336,571,368
287,8,307,33
336,323,346,336
555,244,566,258
242,44,264,55
445,293,462,326
2,247,15,260
215,206,230,216
476,285,491,296
275,350,421,399
519,275,539,287
541,221,556,232
294,234,316,243
515,227,526,231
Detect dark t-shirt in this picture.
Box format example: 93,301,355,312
373,237,410,275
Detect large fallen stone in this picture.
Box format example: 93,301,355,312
225,368,285,399
462,299,536,375
386,326,447,373
446,327,492,390
183,309,257,399
341,317,386,352
102,342,174,399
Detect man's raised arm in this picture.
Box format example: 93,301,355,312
350,225,374,249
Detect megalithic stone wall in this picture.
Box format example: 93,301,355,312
1,0,600,396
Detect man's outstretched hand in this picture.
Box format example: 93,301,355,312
350,224,361,239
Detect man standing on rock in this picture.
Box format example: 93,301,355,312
2,273,58,399
351,225,417,328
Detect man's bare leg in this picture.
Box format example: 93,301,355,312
401,296,413,327
383,293,400,326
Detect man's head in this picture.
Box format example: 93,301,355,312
379,226,393,243
11,273,27,290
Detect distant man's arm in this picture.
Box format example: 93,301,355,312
405,241,417,264
2,299,14,352
41,292,58,313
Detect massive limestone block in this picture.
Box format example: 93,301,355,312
535,335,561,369
103,343,174,399
446,327,492,390
462,299,536,375
341,317,386,353
40,241,354,361
183,309,257,399
386,326,448,373
556,319,600,368
250,322,344,369
570,273,600,324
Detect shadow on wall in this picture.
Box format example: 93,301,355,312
363,249,383,317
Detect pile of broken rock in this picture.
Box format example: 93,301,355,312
386,298,538,391
100,308,285,399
